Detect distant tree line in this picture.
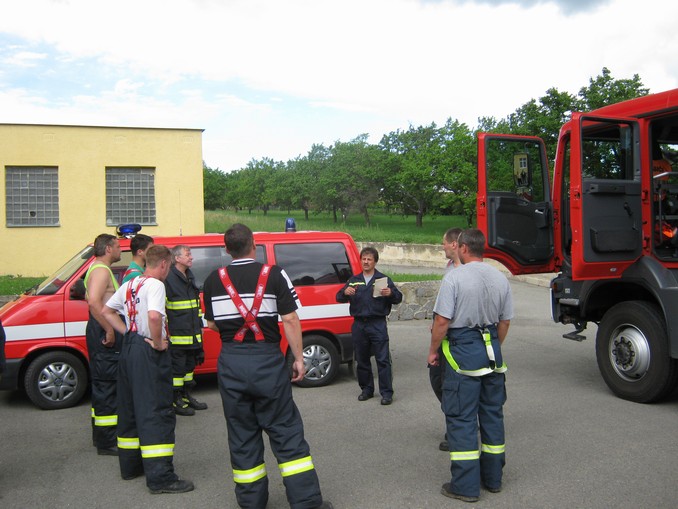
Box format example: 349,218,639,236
203,68,649,227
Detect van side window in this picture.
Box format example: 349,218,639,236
274,242,352,286
190,245,266,289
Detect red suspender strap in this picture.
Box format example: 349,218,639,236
125,277,147,333
218,265,272,342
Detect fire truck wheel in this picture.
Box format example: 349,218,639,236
24,351,88,410
596,301,678,403
289,335,340,388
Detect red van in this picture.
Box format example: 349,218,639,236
0,229,361,409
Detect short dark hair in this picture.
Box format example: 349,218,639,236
145,245,172,268
93,234,116,257
130,234,153,255
224,223,254,258
444,227,463,243
360,246,379,263
458,228,486,257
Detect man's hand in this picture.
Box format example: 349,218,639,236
427,351,439,367
290,358,306,382
144,337,168,351
344,286,356,296
102,329,116,347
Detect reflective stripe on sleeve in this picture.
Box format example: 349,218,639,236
278,456,315,477
166,299,200,311
169,335,198,345
233,463,267,484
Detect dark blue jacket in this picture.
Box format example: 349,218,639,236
336,270,402,318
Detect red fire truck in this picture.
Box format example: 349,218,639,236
0,228,361,409
477,88,678,403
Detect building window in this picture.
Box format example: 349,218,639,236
5,166,60,227
106,167,157,226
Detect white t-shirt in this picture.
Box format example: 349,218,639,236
106,276,168,339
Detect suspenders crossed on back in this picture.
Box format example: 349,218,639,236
218,265,272,342
125,277,148,333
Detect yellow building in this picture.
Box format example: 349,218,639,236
0,123,204,276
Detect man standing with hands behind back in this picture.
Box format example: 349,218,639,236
428,228,513,503
337,246,402,405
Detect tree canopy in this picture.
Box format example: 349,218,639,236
203,68,652,227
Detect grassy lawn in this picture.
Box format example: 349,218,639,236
0,275,44,296
205,209,468,244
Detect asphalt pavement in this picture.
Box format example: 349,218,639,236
1,281,677,508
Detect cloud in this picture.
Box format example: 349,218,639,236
0,0,676,172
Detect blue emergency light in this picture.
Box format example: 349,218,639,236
116,223,142,238
285,218,297,232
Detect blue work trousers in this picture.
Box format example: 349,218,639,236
443,365,506,497
352,318,393,398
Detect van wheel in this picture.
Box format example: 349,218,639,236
595,301,678,403
292,335,340,388
24,352,88,410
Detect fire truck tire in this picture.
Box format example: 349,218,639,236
595,301,678,403
24,351,88,410
289,335,340,388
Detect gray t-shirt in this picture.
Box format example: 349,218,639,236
433,261,513,329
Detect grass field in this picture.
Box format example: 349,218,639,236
205,209,468,244
1,209,456,296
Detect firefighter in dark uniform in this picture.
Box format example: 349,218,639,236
336,246,402,405
84,233,123,456
103,245,194,495
203,223,332,509
165,245,207,416
428,229,513,503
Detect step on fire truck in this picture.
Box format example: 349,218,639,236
477,88,678,403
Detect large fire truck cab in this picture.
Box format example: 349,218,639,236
477,88,678,403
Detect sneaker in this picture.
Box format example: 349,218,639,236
441,483,479,503
380,397,392,405
357,392,373,401
149,479,195,494
97,446,118,456
182,391,208,410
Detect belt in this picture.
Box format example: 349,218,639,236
355,316,385,323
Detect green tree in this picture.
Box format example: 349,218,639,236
203,164,228,210
576,67,649,111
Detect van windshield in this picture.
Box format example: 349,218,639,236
32,246,95,296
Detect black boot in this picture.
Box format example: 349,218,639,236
183,388,208,410
173,389,195,416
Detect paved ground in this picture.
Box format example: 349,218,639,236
1,281,677,508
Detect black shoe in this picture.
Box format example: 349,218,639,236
441,483,479,503
174,390,195,416
357,392,373,401
380,397,392,405
97,446,118,456
484,484,502,493
316,502,334,509
149,479,195,494
183,391,208,410
439,440,449,451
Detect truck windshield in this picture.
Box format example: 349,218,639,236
32,246,95,296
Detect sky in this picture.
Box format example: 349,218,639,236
1,0,677,173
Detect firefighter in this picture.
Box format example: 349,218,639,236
84,233,122,456
203,223,332,509
336,246,402,405
428,229,513,502
164,245,207,416
102,245,194,494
